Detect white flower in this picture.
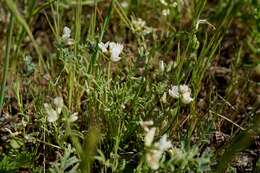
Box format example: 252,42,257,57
132,18,146,31
162,9,170,16
172,2,178,8
121,1,129,8
69,112,78,122
62,26,74,46
53,97,64,114
98,42,110,53
169,85,180,98
157,134,172,151
109,42,124,62
181,92,193,104
44,103,59,123
99,41,124,62
179,84,190,94
62,26,71,40
160,0,168,6
169,84,194,104
144,127,156,147
146,149,162,170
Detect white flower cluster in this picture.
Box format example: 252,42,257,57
62,26,74,46
44,97,78,123
140,120,172,170
168,84,193,104
98,41,124,62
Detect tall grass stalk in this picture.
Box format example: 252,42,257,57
0,14,14,115
89,0,115,73
4,0,46,73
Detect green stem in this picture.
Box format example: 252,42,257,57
89,0,115,73
0,14,14,115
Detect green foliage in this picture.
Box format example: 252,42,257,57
0,151,38,172
49,145,79,173
163,144,213,172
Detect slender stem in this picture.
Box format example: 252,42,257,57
0,14,14,115
89,0,115,73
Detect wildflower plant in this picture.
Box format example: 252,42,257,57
140,120,172,170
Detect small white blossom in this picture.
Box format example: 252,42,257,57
98,42,109,53
69,112,78,122
121,1,129,8
145,127,156,147
54,97,64,114
169,85,180,98
157,134,172,151
162,9,170,16
62,26,74,46
169,84,193,104
98,41,124,62
132,18,146,31
179,84,189,94
109,42,124,62
44,103,59,123
62,26,71,40
172,2,178,8
181,92,194,104
160,0,168,6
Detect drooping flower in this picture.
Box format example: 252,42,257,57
44,103,59,123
